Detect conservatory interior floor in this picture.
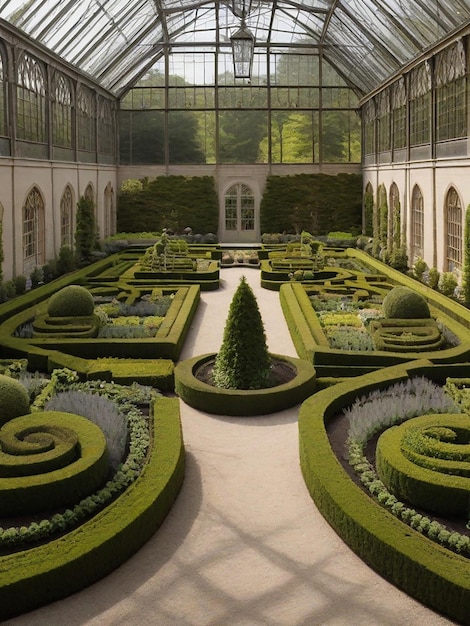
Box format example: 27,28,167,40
5,267,458,626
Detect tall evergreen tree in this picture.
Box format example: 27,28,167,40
213,276,272,389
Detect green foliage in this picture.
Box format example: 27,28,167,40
213,276,272,390
30,266,43,288
378,184,388,250
412,257,428,282
260,173,362,235
13,275,26,295
363,189,374,236
117,175,218,234
47,285,95,317
438,272,458,297
464,205,470,305
389,246,408,272
0,374,30,425
0,221,4,284
428,267,440,290
56,246,76,275
382,286,430,319
75,195,97,261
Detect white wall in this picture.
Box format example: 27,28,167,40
0,158,117,280
363,158,470,276
118,163,361,243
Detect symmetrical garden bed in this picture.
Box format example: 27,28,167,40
0,366,184,620
299,360,470,624
280,251,470,382
0,256,201,389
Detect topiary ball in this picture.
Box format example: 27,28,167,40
47,285,95,317
382,286,431,319
0,375,30,425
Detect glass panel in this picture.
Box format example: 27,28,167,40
53,72,73,148
240,185,255,231
269,110,318,164
218,110,267,163
168,110,206,163
322,110,361,162
119,110,165,164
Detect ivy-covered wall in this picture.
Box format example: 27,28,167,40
117,176,218,234
260,173,362,235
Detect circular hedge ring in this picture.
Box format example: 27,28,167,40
175,352,316,416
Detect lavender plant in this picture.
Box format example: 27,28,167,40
45,390,128,471
345,376,459,445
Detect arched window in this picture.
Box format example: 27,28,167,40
77,84,96,152
60,185,74,248
445,187,463,272
389,182,400,250
52,72,73,148
84,183,95,204
104,182,115,237
16,52,46,143
23,187,45,274
410,185,424,262
97,96,114,155
225,183,255,232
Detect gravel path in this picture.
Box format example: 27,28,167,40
5,268,457,625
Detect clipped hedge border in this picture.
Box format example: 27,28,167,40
0,396,184,621
0,285,200,369
175,352,316,416
279,274,470,372
298,359,470,624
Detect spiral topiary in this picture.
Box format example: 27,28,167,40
47,285,95,317
0,375,30,426
382,286,431,319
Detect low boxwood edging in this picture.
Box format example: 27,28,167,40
298,359,470,624
175,352,316,416
0,396,184,621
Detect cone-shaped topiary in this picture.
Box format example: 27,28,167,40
48,285,95,317
382,286,431,319
212,276,272,390
0,375,30,425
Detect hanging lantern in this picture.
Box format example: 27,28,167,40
231,21,255,79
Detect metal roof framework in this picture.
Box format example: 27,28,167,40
0,0,469,96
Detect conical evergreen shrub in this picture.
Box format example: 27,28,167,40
212,276,272,390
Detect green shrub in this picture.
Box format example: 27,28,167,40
56,246,76,275
428,267,440,290
382,286,430,319
438,272,458,297
413,257,428,282
212,276,272,389
0,374,30,425
48,285,95,317
13,275,26,295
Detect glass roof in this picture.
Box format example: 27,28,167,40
1,0,469,96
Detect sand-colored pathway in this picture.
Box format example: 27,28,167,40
5,268,458,625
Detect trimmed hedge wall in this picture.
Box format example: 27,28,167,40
260,173,362,235
279,253,470,378
0,397,184,621
298,360,470,624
